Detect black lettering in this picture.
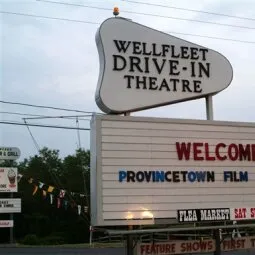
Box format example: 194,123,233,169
132,41,142,54
162,44,170,57
180,46,190,59
199,48,208,61
182,80,192,92
190,62,196,77
144,171,152,182
165,171,172,182
207,171,215,182
159,79,170,91
136,76,147,89
152,43,161,56
124,75,134,88
113,55,126,71
113,40,131,53
149,77,158,90
193,80,202,93
169,60,180,75
173,171,180,182
142,42,152,55
127,171,135,182
180,171,187,182
152,58,166,74
136,171,144,182
144,57,150,73
170,79,179,91
190,47,199,60
129,56,143,73
171,45,180,58
199,62,210,78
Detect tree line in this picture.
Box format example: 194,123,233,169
0,147,91,244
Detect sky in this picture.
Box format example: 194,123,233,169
0,0,255,161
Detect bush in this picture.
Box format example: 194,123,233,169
40,235,65,245
21,234,39,245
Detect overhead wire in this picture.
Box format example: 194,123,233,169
0,120,90,130
122,0,255,21
0,100,100,114
1,11,255,44
36,0,255,30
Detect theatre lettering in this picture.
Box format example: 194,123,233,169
113,40,210,93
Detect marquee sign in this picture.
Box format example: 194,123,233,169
0,199,21,213
137,236,255,255
90,115,255,226
0,220,14,228
95,17,233,114
0,168,18,192
0,147,20,160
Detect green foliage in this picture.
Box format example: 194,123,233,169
9,147,91,245
21,234,39,245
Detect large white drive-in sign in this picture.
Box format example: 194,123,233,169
95,18,233,114
91,115,255,226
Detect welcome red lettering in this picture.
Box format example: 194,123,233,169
176,142,191,160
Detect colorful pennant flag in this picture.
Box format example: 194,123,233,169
17,174,23,183
78,205,81,215
50,194,54,204
28,178,33,184
42,190,47,198
32,185,38,195
57,198,61,208
48,186,54,193
59,189,66,198
39,182,44,189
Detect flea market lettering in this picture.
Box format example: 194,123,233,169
113,40,210,93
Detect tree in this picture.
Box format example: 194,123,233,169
2,147,91,244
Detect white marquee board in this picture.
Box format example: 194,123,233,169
0,199,21,213
90,115,255,226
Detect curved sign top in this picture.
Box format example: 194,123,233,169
0,147,21,160
95,17,233,114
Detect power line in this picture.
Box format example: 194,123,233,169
1,10,255,44
122,0,255,22
36,0,255,30
0,100,98,114
0,120,90,130
24,120,41,151
0,10,99,25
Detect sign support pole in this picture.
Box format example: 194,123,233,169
205,97,221,255
126,225,134,255
9,160,14,245
206,95,214,120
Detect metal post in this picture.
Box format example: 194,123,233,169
10,192,14,245
214,229,221,255
206,95,214,120
126,225,134,255
9,160,14,245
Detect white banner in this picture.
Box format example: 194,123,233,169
0,168,18,192
0,220,13,228
0,199,21,213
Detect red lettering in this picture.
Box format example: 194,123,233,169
176,142,191,160
205,143,215,161
215,143,226,160
251,208,255,218
235,208,247,219
239,144,251,161
252,145,255,161
228,143,239,161
193,142,203,160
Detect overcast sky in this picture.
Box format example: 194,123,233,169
0,0,254,161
